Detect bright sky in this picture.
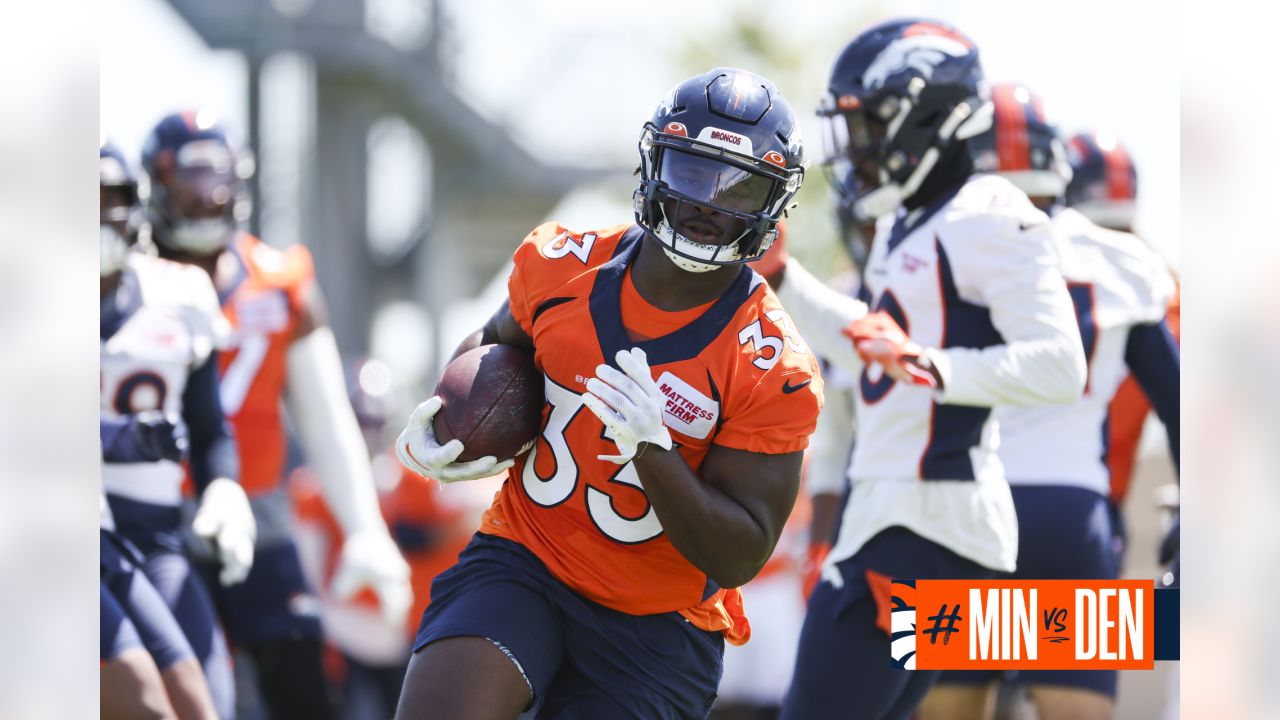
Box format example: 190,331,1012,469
100,0,1178,266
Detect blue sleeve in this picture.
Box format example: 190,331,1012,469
182,351,239,492
1125,320,1179,474
100,415,137,462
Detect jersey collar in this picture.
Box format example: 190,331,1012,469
589,226,762,368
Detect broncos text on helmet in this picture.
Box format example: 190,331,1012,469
140,110,250,257
969,82,1072,204
1065,130,1137,231
817,18,993,222
634,67,805,273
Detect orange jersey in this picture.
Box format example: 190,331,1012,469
479,222,823,644
1107,287,1180,503
217,233,315,495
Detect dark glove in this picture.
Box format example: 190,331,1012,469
101,411,189,463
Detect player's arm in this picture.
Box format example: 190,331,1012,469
100,412,187,464
181,352,238,491
1124,319,1180,473
448,298,534,362
582,346,821,589
636,443,803,589
286,284,411,624
184,350,257,586
926,220,1086,406
772,258,869,374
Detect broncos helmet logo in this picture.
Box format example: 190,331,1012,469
862,35,972,92
890,580,918,670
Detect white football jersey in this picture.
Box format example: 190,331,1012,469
101,253,228,506
780,174,1086,572
996,207,1174,495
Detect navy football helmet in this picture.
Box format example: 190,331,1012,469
818,19,991,222
1065,130,1137,231
141,110,248,256
634,68,805,273
969,82,1071,202
100,139,141,276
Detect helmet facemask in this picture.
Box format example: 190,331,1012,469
634,124,801,273
819,83,991,221
149,139,243,256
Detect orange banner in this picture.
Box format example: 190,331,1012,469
891,579,1154,670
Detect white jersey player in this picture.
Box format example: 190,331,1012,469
997,206,1176,495
767,21,1087,720
924,84,1179,720
100,139,254,718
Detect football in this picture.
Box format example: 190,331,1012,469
432,344,544,463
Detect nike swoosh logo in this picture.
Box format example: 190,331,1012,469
782,378,812,395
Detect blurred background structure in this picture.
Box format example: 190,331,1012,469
98,1,1181,717
102,0,1179,405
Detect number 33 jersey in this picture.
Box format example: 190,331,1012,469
480,223,823,644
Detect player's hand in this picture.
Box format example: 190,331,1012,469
101,411,189,464
192,478,257,586
396,396,515,483
330,529,414,627
748,223,788,288
801,541,832,601
582,347,674,464
843,312,939,389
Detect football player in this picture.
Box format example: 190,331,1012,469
920,83,1178,720
757,21,1088,719
394,68,822,719
1065,129,1182,567
100,139,250,719
139,111,411,719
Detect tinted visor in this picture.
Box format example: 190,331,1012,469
820,108,889,197
169,140,238,219
657,149,776,215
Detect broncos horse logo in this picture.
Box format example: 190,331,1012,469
862,34,972,91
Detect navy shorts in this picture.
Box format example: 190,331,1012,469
413,533,725,719
938,485,1119,697
100,530,194,671
141,549,237,719
782,527,998,720
101,583,144,662
204,540,323,646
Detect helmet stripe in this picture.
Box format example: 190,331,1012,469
1104,142,1135,200
993,84,1030,171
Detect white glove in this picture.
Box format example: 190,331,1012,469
396,396,515,483
192,478,257,586
581,347,673,465
329,529,413,627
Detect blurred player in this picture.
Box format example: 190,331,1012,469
920,84,1178,720
1064,130,1137,233
757,21,1087,719
101,139,251,719
291,362,475,720
139,111,411,719
395,68,822,719
797,190,884,599
1065,129,1182,563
